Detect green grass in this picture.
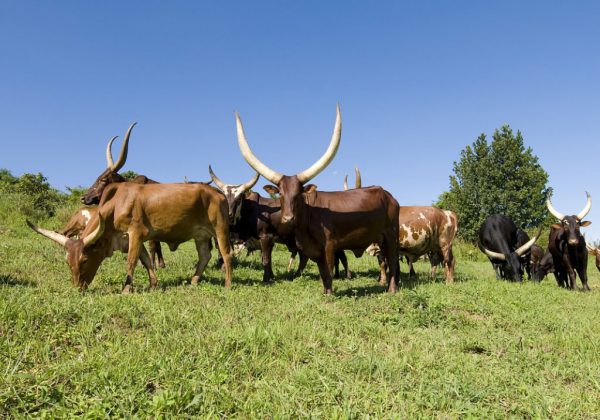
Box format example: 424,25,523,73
2,206,600,417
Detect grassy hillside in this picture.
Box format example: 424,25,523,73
1,199,600,417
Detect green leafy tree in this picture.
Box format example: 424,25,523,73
120,170,140,181
436,125,550,242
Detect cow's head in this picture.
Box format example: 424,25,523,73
343,167,362,191
208,165,259,223
482,228,542,282
546,192,592,247
586,244,600,272
27,217,106,289
236,105,341,232
81,123,136,205
533,251,554,281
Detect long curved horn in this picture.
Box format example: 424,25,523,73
82,217,105,248
208,165,227,191
296,105,342,184
577,191,592,220
242,171,260,192
110,122,137,171
355,167,361,188
483,247,506,260
105,136,118,168
236,113,283,184
546,195,565,221
26,220,69,247
515,228,542,256
586,244,596,253
343,175,349,191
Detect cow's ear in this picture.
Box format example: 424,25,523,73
551,223,562,230
581,220,592,227
263,185,279,196
303,184,317,194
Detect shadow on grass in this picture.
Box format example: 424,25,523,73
335,283,388,298
0,274,37,287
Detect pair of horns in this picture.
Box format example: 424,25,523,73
483,228,543,260
546,191,592,221
237,105,342,185
106,122,137,172
208,165,259,193
27,217,105,249
343,167,362,191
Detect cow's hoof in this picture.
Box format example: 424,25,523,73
346,271,353,280
190,277,200,286
158,262,166,269
122,285,132,294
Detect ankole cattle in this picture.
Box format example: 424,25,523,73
28,182,233,292
586,244,600,272
478,214,541,282
547,192,592,290
208,165,309,282
365,206,458,284
80,123,166,269
236,105,400,294
529,244,554,282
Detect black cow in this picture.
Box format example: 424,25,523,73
478,214,541,282
547,192,592,290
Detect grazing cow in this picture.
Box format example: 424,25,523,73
236,105,400,294
529,244,554,281
80,123,166,269
478,214,541,282
586,244,600,272
547,192,592,290
28,182,233,292
208,166,309,282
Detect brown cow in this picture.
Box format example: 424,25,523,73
366,206,458,283
236,105,400,294
586,244,600,272
28,182,233,293
81,123,166,269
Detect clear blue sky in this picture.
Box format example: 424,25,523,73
1,1,600,238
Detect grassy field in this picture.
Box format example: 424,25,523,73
2,202,600,417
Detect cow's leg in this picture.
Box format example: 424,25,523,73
333,252,341,279
577,252,590,291
138,245,159,289
382,234,398,293
317,258,333,295
377,254,388,286
191,239,212,286
154,241,166,269
287,250,297,272
148,240,157,270
338,251,352,279
214,230,233,289
124,233,144,294
293,252,309,279
408,257,416,277
260,237,275,283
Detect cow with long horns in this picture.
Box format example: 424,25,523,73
586,243,600,273
478,214,541,282
80,123,166,269
208,165,310,282
28,182,233,292
547,192,592,290
236,105,400,294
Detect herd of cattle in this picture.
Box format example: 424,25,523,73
26,106,598,294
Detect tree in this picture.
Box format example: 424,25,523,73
436,125,550,242
120,170,140,181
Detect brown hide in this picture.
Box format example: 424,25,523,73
30,182,233,292
397,206,458,283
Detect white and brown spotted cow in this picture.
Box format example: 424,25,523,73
368,206,458,284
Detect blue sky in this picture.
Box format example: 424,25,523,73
1,1,600,238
